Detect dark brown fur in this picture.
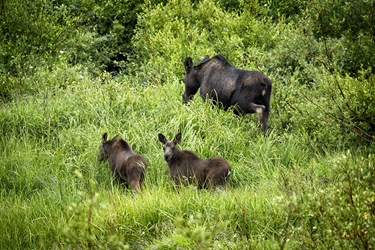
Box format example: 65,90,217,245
98,133,147,193
183,55,272,133
158,132,231,189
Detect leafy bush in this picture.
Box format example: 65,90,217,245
286,151,375,249
274,67,375,145
300,0,375,75
0,0,97,99
129,0,274,83
0,0,162,99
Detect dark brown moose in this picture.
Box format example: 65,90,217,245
98,133,147,193
183,55,272,133
158,132,231,189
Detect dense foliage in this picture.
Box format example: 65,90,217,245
1,0,374,249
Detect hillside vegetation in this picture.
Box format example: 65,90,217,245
1,0,375,249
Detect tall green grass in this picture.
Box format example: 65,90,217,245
0,68,373,249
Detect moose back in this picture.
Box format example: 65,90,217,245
158,132,231,189
98,133,147,193
183,55,272,132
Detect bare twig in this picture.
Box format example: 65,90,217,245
297,87,374,143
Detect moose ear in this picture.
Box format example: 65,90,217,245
112,134,119,141
199,55,209,64
102,133,108,143
184,58,193,73
174,133,182,144
158,133,167,144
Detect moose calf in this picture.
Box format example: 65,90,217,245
98,133,147,193
158,132,231,189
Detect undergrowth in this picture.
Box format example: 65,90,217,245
0,68,374,249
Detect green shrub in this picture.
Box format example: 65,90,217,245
300,0,375,76
277,69,375,145
287,151,375,249
130,0,275,84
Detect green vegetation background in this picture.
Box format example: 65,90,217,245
1,0,375,249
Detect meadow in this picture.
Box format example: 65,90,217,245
1,64,373,249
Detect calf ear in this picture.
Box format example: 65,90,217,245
158,133,167,144
112,134,119,141
102,133,108,143
184,58,193,73
174,133,182,144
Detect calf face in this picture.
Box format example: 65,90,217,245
158,133,181,162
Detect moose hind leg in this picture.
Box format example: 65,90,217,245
247,102,267,131
128,167,144,193
129,179,141,193
259,107,269,133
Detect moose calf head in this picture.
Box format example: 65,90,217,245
158,133,181,162
98,133,119,162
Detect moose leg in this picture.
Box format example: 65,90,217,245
206,176,225,189
129,179,141,193
259,107,269,133
245,102,268,132
205,171,224,189
113,171,128,187
126,165,144,193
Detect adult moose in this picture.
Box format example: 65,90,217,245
183,55,272,133
158,132,231,189
98,133,147,193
